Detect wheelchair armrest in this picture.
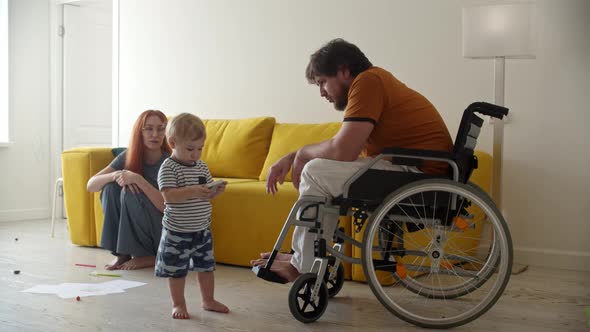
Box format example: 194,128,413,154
381,147,454,167
341,148,459,199
380,147,458,181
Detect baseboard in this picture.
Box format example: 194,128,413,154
0,208,50,222
514,246,590,272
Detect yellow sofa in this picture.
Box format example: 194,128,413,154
61,117,492,282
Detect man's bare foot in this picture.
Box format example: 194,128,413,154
119,256,155,270
172,305,190,319
250,252,292,267
250,258,300,282
270,260,300,282
104,255,131,270
202,299,229,313
259,252,292,260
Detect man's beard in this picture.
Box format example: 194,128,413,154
334,98,347,111
332,83,349,111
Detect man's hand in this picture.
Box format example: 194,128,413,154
266,153,296,195
292,150,312,190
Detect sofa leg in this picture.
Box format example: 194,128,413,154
50,177,64,238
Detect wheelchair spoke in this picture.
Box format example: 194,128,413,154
408,196,435,240
441,258,472,295
391,205,434,249
376,220,424,253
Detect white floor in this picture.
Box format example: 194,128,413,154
1,219,588,332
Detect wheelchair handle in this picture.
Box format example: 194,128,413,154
469,102,509,120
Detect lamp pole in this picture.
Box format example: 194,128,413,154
492,56,505,209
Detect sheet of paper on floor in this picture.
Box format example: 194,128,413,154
22,280,146,299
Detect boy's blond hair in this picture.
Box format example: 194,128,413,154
167,113,206,143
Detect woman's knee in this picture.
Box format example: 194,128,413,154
120,188,141,206
120,190,154,213
101,182,121,200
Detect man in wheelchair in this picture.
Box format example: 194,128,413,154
250,38,512,328
250,38,453,282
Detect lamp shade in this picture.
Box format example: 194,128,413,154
463,3,536,58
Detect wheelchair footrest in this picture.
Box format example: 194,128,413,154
252,266,288,284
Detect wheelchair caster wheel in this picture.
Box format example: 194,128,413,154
325,263,344,298
288,273,328,323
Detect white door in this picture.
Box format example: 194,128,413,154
63,1,112,149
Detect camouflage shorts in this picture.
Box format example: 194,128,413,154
155,227,215,278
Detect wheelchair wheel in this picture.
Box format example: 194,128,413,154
325,262,344,298
288,273,329,323
362,179,512,329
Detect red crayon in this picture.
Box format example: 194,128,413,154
75,263,97,268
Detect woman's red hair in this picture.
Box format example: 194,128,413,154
124,110,172,175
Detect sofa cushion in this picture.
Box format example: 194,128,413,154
258,122,341,181
202,117,275,179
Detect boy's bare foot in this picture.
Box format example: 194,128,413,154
172,305,190,319
202,300,229,313
119,256,155,270
105,255,131,270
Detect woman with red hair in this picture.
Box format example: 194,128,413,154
87,110,171,270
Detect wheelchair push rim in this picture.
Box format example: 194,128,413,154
362,179,512,329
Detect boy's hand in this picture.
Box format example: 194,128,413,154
192,185,213,199
208,182,227,199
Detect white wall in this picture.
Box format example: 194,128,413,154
117,0,590,271
0,0,51,222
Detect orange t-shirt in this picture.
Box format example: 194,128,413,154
344,67,453,174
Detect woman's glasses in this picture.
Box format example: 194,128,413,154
142,126,166,135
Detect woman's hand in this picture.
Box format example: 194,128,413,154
114,170,144,194
266,153,295,195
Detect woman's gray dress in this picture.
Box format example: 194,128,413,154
100,150,169,257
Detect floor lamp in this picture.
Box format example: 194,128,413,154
462,3,536,210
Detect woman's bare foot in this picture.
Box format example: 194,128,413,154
172,305,190,319
202,300,229,313
104,255,131,270
119,256,155,270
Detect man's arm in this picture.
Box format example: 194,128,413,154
292,121,374,188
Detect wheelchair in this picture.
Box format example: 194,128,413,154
254,102,512,329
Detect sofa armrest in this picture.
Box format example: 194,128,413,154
61,147,114,246
471,150,492,194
